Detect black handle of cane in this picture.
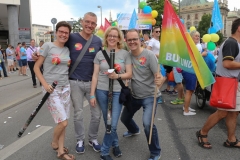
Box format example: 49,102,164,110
18,81,58,138
106,49,115,134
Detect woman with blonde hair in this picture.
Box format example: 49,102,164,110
90,26,132,160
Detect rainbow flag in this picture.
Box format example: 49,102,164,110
95,25,104,39
159,0,215,89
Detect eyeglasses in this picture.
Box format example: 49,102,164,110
107,35,118,39
155,31,160,33
83,20,97,26
57,30,69,35
126,38,139,43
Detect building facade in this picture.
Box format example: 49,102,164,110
32,24,52,45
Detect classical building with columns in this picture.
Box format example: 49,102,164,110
0,0,31,49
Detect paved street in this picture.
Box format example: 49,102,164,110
0,72,240,160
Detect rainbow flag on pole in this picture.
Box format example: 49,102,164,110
159,0,215,89
96,25,104,39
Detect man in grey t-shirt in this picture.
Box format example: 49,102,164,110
121,29,163,160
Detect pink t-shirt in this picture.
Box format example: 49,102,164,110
16,47,20,60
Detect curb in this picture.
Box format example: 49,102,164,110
0,91,42,113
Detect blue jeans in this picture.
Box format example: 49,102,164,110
96,89,122,156
121,96,161,156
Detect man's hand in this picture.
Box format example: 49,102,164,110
32,53,39,61
155,73,166,88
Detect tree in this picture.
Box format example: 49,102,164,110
146,0,177,27
197,14,223,45
72,18,82,33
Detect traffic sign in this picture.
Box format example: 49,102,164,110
51,18,57,24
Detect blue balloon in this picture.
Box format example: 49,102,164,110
180,19,184,24
208,27,217,34
143,6,152,14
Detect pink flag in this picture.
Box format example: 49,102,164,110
104,18,111,31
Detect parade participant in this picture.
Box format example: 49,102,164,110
142,33,150,48
16,42,23,75
20,42,28,76
0,45,8,77
90,26,132,160
121,29,163,160
65,12,102,154
196,18,240,149
6,44,14,73
27,39,38,88
34,21,75,160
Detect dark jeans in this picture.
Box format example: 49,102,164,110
121,96,161,156
28,61,36,86
0,61,8,77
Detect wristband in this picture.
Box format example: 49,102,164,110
90,95,95,99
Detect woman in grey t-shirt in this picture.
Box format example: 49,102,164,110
90,26,132,159
34,21,75,160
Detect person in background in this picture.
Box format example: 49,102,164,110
0,45,8,78
6,44,14,73
90,26,132,160
196,18,240,149
34,21,75,160
26,39,38,88
20,42,28,76
16,42,23,75
142,33,150,48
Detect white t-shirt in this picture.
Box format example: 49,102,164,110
148,38,160,56
196,43,202,53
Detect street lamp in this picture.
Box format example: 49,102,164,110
97,5,102,26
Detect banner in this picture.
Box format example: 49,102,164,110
159,0,215,89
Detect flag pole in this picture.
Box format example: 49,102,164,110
148,64,160,144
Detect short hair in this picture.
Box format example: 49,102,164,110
143,33,150,38
231,18,240,34
153,26,161,31
83,12,97,19
40,40,44,43
190,30,200,38
30,39,35,42
103,26,124,49
8,44,11,47
56,21,72,33
22,42,26,46
125,29,140,39
11,46,14,49
17,42,21,45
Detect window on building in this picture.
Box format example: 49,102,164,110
195,14,198,19
194,21,199,28
187,15,190,20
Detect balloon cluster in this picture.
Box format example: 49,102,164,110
111,21,118,27
139,1,158,26
202,33,219,51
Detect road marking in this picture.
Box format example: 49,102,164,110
0,126,52,160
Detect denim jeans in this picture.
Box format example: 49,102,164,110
121,96,161,156
0,61,8,77
96,89,122,156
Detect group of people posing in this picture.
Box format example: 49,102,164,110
32,10,240,160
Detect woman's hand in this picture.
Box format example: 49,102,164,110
108,72,118,79
90,97,96,107
43,84,54,93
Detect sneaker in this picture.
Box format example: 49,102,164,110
88,139,101,152
161,89,170,94
171,98,184,105
182,107,196,112
183,111,196,116
33,85,37,88
158,96,163,104
148,154,161,160
123,131,140,137
171,90,178,95
100,155,113,160
76,141,85,154
112,146,122,157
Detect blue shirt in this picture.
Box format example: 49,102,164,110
66,33,102,80
20,47,27,60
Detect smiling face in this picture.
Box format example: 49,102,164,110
81,14,97,35
56,26,70,44
106,29,120,48
191,31,200,44
126,30,141,52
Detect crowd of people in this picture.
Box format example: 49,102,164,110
1,10,240,160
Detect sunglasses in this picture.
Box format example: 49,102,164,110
155,31,160,33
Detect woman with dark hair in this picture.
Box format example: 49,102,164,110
34,21,75,160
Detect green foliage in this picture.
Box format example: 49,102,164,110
72,18,82,33
146,0,178,27
197,14,223,45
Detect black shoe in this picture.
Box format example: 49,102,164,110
16,68,19,70
100,155,113,160
112,146,122,157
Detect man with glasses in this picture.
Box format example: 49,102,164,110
121,29,163,160
65,12,102,154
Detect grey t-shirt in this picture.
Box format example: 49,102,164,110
94,49,131,92
40,42,70,86
131,49,159,99
216,37,240,78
